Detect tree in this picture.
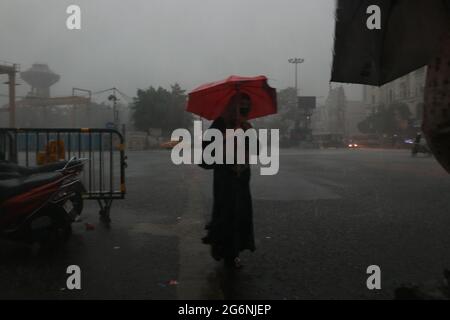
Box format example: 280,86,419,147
255,87,297,132
357,102,412,136
277,87,297,115
131,83,193,136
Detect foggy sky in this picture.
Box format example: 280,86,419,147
0,0,360,105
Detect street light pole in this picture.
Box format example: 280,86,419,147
288,58,304,97
108,87,119,129
1,63,18,127
8,70,16,127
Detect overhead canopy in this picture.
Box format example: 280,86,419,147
331,0,450,86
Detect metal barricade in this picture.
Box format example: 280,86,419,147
0,130,15,162
0,128,127,220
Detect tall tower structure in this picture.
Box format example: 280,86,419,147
20,63,60,98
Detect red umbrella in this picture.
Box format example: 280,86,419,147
186,75,277,120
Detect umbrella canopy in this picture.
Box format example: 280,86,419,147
331,0,450,86
186,75,277,120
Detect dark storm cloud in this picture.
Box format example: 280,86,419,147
0,0,359,102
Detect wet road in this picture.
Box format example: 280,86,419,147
1,148,450,299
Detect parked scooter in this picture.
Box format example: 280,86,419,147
0,158,85,217
0,157,86,249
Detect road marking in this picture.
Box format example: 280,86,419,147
176,168,224,300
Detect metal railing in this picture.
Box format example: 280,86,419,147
0,128,127,220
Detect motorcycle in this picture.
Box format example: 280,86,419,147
0,157,86,249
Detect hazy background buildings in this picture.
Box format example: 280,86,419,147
0,1,427,146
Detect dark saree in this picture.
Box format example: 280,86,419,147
200,117,256,261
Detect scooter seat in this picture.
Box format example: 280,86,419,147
0,160,82,176
0,172,63,203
